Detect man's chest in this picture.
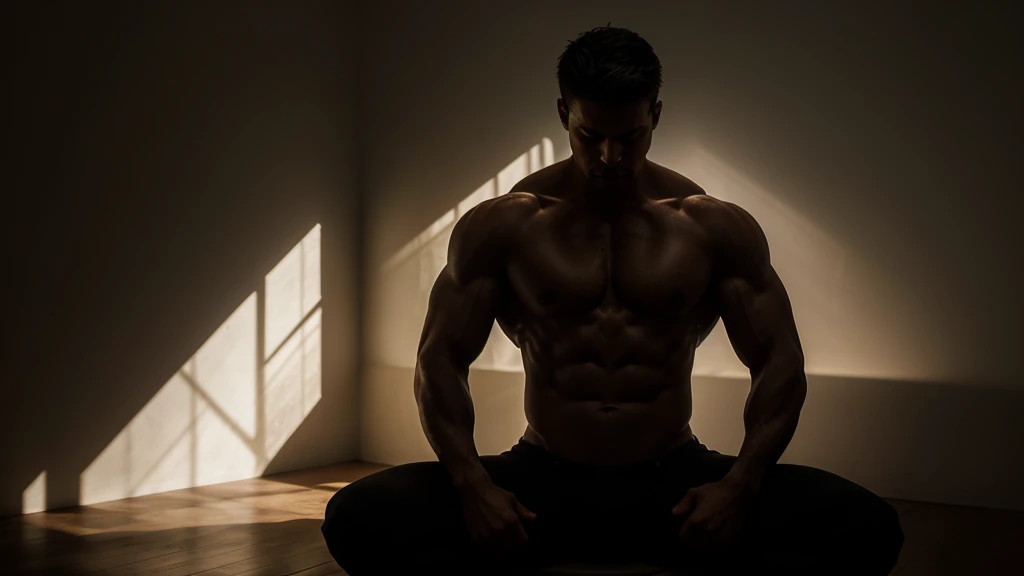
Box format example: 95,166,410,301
505,202,714,316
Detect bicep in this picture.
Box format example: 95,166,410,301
716,266,801,371
417,265,503,372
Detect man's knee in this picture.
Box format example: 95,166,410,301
321,485,350,539
320,462,467,574
871,497,905,569
321,482,376,570
830,489,904,573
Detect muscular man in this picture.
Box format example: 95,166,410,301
322,26,904,576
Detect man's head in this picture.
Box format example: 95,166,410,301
556,25,663,187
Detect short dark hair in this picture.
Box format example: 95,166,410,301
556,24,662,113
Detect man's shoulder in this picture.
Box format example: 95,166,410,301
679,192,761,233
453,159,569,257
462,190,544,233
677,194,769,270
680,192,729,219
447,191,540,280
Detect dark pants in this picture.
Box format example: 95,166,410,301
322,436,904,575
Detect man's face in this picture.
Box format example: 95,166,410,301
558,96,662,189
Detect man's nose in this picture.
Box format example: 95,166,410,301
599,140,623,165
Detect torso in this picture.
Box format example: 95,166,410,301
496,158,721,465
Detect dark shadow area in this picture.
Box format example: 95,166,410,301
6,1,359,516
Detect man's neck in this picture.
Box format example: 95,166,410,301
562,157,651,210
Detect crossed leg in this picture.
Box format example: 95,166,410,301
321,439,903,576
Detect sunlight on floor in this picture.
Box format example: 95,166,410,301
315,482,351,490
75,225,323,509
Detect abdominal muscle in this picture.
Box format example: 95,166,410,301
522,378,695,466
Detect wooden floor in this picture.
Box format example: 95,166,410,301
2,462,1021,575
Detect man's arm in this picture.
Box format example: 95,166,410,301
688,196,807,492
414,194,534,491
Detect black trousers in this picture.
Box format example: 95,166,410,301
322,436,904,575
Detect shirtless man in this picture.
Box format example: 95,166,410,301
322,26,904,576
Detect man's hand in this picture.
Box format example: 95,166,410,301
672,476,756,552
458,480,537,557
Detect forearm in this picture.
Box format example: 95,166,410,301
728,353,807,490
414,356,490,490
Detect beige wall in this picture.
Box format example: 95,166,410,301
6,1,360,516
360,1,1023,511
